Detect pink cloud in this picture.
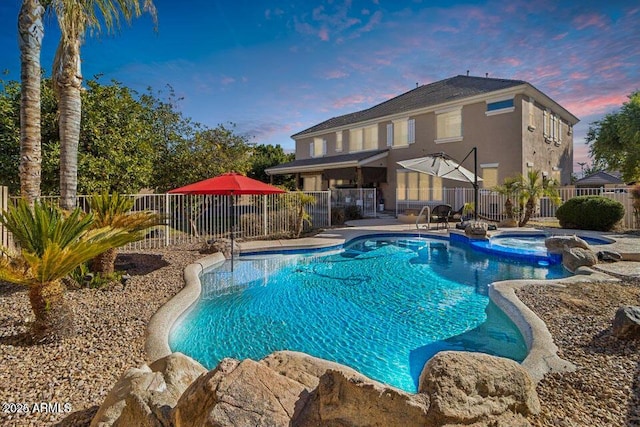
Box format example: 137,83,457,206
553,32,569,41
503,57,522,67
220,76,235,85
332,94,370,109
563,94,629,118
323,69,349,79
318,27,330,41
573,13,608,30
569,72,589,80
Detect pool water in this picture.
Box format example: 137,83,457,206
169,236,570,392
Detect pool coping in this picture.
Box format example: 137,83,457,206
145,228,625,385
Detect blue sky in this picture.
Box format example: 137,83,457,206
1,0,638,173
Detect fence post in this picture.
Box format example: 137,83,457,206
263,195,268,236
164,193,171,247
0,186,8,249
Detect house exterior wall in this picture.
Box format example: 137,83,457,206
289,83,576,210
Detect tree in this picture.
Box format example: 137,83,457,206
87,192,160,274
78,78,157,193
516,170,560,227
587,91,640,183
0,199,139,341
51,0,157,209
248,144,295,189
17,0,47,205
152,123,253,192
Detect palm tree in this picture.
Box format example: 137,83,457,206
516,170,561,227
0,199,139,341
88,192,160,274
493,176,520,224
51,0,157,209
293,192,317,238
18,0,49,205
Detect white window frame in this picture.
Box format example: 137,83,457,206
335,131,343,152
485,96,515,116
386,123,393,147
435,106,463,144
408,118,415,144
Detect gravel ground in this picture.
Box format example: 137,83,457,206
0,243,202,427
1,244,639,426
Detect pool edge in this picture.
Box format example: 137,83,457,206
145,231,621,386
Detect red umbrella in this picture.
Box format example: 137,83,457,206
167,172,286,196
168,172,286,270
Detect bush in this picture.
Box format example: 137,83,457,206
331,207,346,225
344,205,363,221
556,196,625,231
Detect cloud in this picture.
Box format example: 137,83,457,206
323,69,349,79
573,13,609,30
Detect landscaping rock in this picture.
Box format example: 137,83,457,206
612,306,640,340
172,358,308,427
418,351,540,426
597,250,623,262
200,239,238,258
90,352,207,427
545,235,590,254
294,369,430,427
464,221,489,239
562,247,598,273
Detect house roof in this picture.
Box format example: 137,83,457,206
575,170,625,186
265,149,388,175
292,75,578,138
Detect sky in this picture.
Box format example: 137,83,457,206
1,0,638,174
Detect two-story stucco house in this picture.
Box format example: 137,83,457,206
266,75,579,211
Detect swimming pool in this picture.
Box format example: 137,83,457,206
169,234,570,392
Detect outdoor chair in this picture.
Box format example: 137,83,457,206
430,204,453,229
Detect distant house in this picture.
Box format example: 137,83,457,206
266,75,579,210
575,171,627,188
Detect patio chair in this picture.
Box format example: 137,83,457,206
430,204,453,229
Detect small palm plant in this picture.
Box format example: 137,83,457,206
88,193,161,275
293,192,317,238
493,176,520,225
0,199,140,341
516,170,561,227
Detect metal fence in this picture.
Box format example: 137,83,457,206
0,186,10,250
330,188,378,218
396,186,637,229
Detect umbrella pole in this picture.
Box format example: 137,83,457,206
231,194,235,272
473,146,478,221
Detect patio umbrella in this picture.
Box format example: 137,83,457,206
397,148,482,220
168,172,286,271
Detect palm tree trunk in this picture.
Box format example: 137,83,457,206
54,33,83,211
519,198,536,227
18,0,45,206
28,280,74,342
90,248,118,275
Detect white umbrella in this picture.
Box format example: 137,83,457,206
397,152,482,183
397,148,482,219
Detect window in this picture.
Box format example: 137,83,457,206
336,131,343,152
543,109,549,138
391,118,415,147
303,175,321,191
485,98,514,116
310,138,326,157
544,109,562,144
480,164,498,189
528,97,535,129
349,125,377,152
436,107,462,143
397,171,441,201
386,123,393,147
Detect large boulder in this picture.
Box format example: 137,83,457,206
294,369,430,427
562,247,598,273
545,235,590,254
171,358,308,427
612,306,640,340
418,351,540,426
90,353,207,427
464,221,489,239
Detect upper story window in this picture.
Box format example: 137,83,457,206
436,107,462,143
485,97,515,116
388,118,415,147
543,109,562,145
349,124,378,152
310,137,327,157
335,131,343,152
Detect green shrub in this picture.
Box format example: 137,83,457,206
331,207,346,225
556,196,625,231
344,205,363,221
